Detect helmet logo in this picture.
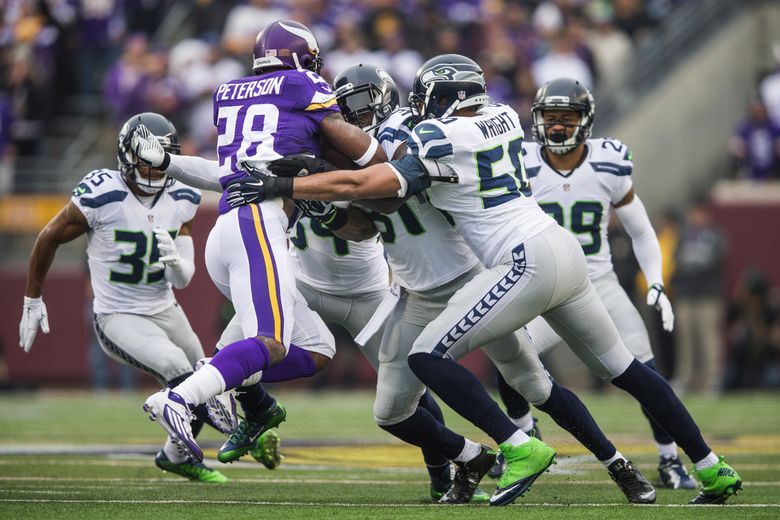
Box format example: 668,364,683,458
457,90,466,100
544,95,570,104
376,68,392,84
278,21,319,53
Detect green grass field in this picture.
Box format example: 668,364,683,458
0,390,778,519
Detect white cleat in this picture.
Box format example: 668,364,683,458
143,388,203,462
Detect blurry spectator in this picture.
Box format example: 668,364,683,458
651,210,682,376
567,16,598,86
729,98,780,180
724,271,780,390
76,0,124,95
585,4,633,89
124,0,166,36
532,29,593,89
321,17,375,82
103,34,150,124
613,0,657,43
139,47,186,118
221,0,288,59
510,66,537,131
191,0,237,41
671,200,726,394
373,27,422,96
759,43,780,125
0,91,14,195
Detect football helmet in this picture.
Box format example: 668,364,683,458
252,20,323,75
531,78,595,155
408,54,489,122
117,112,180,194
333,64,399,134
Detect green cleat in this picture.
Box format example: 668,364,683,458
490,437,556,506
250,430,283,469
218,402,287,463
154,451,227,483
689,457,742,504
431,483,491,504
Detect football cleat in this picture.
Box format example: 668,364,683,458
205,390,238,435
607,459,657,504
154,451,227,483
439,445,496,504
250,430,283,469
143,389,203,462
218,402,286,463
488,418,542,479
658,455,697,490
490,437,556,506
689,457,742,504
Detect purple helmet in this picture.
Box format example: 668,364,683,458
252,20,323,75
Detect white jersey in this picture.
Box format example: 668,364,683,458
289,218,388,295
71,169,200,315
370,108,479,292
523,138,633,280
406,103,554,268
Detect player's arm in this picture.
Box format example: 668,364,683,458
327,206,379,242
352,142,412,214
614,188,674,331
131,124,223,192
21,202,90,352
153,219,196,289
319,112,388,166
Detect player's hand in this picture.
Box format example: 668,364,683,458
268,154,335,178
153,227,180,266
295,199,336,220
647,284,674,332
131,124,168,168
19,296,50,353
226,177,269,208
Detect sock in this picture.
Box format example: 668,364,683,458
694,452,719,471
172,364,225,406
496,368,532,419
236,382,276,416
505,428,531,446
535,382,617,461
209,337,271,389
612,359,711,462
162,436,187,463
601,450,624,467
418,392,450,469
380,406,466,461
642,360,676,445
511,412,535,433
657,442,679,459
453,438,481,463
408,353,518,445
261,344,317,382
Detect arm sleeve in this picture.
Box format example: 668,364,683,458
614,195,663,287
166,155,223,192
164,235,195,289
387,155,432,197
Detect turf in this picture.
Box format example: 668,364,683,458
0,390,778,519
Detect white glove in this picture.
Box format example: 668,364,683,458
153,227,180,266
19,296,50,353
131,124,167,168
647,284,674,332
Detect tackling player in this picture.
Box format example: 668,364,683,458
19,112,232,483
224,54,742,506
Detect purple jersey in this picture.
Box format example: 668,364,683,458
213,69,340,213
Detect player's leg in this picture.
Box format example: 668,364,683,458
541,226,741,504
594,273,695,489
95,313,226,482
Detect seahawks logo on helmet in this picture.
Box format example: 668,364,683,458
420,64,482,85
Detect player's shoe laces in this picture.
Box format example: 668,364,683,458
143,389,203,462
249,430,283,469
154,451,227,483
488,419,542,479
204,390,238,435
439,446,496,504
218,402,286,463
657,455,697,490
689,457,742,504
607,458,657,504
490,437,556,506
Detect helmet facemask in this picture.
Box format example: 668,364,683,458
117,127,180,194
336,82,394,134
532,107,591,155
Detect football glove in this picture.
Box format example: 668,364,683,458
19,296,50,353
225,164,293,208
131,124,169,169
647,283,675,332
295,199,335,220
153,227,179,266
268,154,336,178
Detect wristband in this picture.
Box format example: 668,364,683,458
322,208,348,230
354,137,379,167
159,152,171,171
266,177,294,198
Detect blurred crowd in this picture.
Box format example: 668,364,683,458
0,0,683,177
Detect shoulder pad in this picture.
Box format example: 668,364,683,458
72,169,125,198
520,141,542,178
407,122,453,160
589,138,633,176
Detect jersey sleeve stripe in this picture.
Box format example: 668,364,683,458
304,98,338,111
168,189,202,204
589,161,632,176
78,190,128,208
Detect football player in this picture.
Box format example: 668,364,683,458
19,112,232,483
137,20,386,464
224,54,743,506
491,78,696,489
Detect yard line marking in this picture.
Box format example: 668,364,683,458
0,498,778,508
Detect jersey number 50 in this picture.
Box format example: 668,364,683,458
475,137,531,209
